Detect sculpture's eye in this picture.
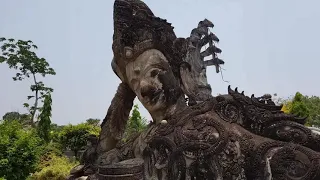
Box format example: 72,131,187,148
150,69,160,77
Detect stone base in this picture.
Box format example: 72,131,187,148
97,158,144,180
97,172,143,180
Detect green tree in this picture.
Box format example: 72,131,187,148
290,92,309,119
279,92,320,126
2,111,20,121
86,118,101,126
2,111,32,126
124,104,147,140
0,37,56,126
0,120,42,180
37,93,53,142
50,123,64,132
301,95,320,127
50,124,65,143
59,123,100,158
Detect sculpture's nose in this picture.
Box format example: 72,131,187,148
140,80,150,97
140,80,156,98
140,79,149,89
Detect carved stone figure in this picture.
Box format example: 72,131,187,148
68,0,320,179
68,135,98,179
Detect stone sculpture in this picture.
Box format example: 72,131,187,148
68,0,320,179
68,135,98,179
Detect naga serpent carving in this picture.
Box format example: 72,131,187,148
68,1,320,179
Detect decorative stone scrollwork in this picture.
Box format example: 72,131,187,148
156,123,175,137
167,135,246,179
214,99,244,124
144,113,239,179
143,137,176,179
249,141,320,180
227,86,307,127
174,115,228,155
168,142,214,180
263,121,313,146
218,86,319,143
155,99,216,137
217,136,246,180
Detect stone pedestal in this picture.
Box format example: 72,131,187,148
97,158,144,180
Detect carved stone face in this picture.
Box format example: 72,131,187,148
125,49,181,115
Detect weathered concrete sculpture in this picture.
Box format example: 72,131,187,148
69,0,320,179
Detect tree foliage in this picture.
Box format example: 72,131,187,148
85,118,100,126
0,120,42,180
0,37,56,126
2,111,32,126
37,93,53,142
2,112,20,121
280,92,320,127
300,95,320,127
124,104,147,140
58,123,100,157
49,124,65,144
281,100,292,114
29,153,78,180
290,92,309,119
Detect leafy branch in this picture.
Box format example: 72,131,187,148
0,37,56,126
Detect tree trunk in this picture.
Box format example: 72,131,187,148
30,73,38,127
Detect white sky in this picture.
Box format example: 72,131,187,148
1,0,320,124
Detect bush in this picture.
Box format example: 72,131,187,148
59,123,100,158
29,153,78,180
0,120,42,180
42,142,63,155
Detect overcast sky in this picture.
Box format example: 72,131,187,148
1,0,319,125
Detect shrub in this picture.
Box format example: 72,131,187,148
0,120,42,180
29,153,78,180
36,142,63,170
42,142,63,156
59,123,100,158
